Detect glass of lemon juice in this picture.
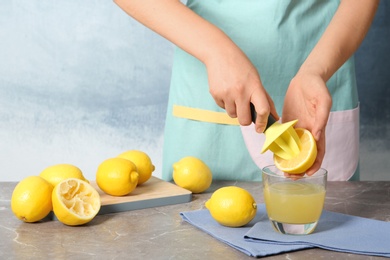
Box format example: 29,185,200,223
262,165,327,235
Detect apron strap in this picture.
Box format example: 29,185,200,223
173,105,240,125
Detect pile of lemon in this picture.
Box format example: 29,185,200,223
11,150,155,226
11,133,316,229
10,126,317,229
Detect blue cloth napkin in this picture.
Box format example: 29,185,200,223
245,205,390,258
180,204,390,258
180,205,312,257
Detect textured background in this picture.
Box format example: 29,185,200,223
1,1,389,181
356,1,390,180
0,1,173,181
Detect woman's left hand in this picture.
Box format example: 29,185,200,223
283,72,332,175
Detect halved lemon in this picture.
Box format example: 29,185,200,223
52,178,101,226
274,128,317,174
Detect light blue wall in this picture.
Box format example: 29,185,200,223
0,1,173,181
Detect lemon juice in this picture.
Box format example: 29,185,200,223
264,182,325,224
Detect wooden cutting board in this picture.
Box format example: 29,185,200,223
91,176,192,215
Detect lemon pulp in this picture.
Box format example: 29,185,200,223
52,178,101,226
274,128,317,174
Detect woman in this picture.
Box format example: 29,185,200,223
114,0,379,181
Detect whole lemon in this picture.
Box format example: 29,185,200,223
11,176,53,223
52,178,101,226
205,186,257,227
117,150,155,185
39,164,88,187
172,156,212,194
96,157,139,196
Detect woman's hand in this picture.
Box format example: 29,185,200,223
283,0,378,175
206,47,278,133
114,0,278,133
283,72,332,175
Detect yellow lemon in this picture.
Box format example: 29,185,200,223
96,157,139,196
39,164,88,187
11,176,53,223
52,178,101,226
205,186,257,227
117,150,155,185
172,156,212,194
274,128,317,174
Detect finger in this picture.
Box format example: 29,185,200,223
255,92,280,133
236,101,252,126
251,94,272,133
255,109,269,133
266,93,280,121
312,100,331,141
306,130,326,175
213,97,225,109
306,160,321,176
224,100,238,118
284,172,304,180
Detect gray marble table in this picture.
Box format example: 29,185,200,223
1,181,389,259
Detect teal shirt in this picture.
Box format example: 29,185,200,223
162,0,358,181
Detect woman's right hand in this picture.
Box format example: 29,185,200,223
114,0,278,132
206,47,278,133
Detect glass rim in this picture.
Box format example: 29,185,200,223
262,165,327,179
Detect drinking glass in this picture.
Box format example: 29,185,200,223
262,165,327,235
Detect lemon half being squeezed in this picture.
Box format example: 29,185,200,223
274,128,317,174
